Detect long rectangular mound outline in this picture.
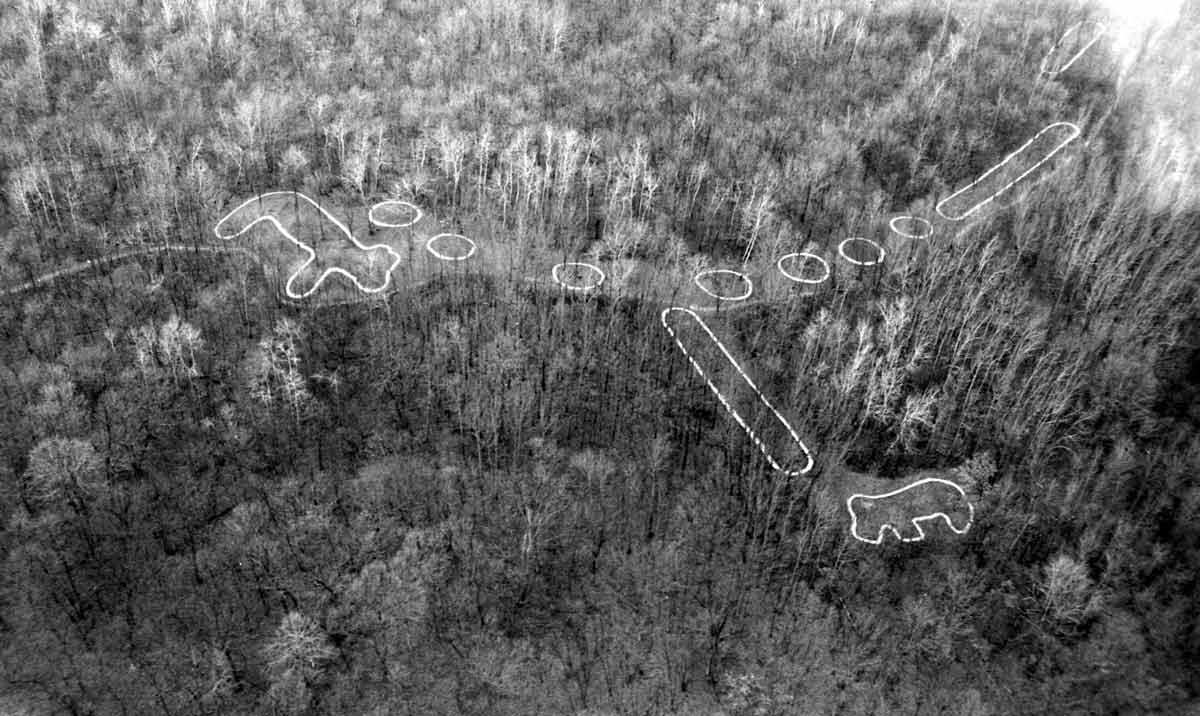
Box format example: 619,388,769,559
1039,21,1107,77
935,122,1081,221
661,307,814,476
214,191,403,300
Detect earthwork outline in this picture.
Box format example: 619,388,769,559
661,307,814,476
888,215,933,240
552,261,606,291
1039,20,1107,77
214,191,403,300
777,252,831,284
693,269,754,301
368,199,424,228
426,233,478,261
846,477,975,545
836,237,885,267
935,121,1081,221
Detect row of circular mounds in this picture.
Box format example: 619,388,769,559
690,215,933,302
373,200,933,300
371,199,607,291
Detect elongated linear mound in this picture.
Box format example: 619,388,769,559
0,245,261,299
1040,20,1107,77
936,122,1081,221
846,477,974,545
214,191,403,300
660,307,814,476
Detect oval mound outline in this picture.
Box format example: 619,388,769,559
552,261,605,291
777,252,830,284
425,233,478,261
837,237,885,267
694,269,753,301
888,216,933,239
369,200,423,228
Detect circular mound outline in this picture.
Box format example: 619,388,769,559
693,269,753,301
776,252,830,285
369,200,423,228
552,261,605,291
425,233,477,261
888,216,933,240
837,238,886,267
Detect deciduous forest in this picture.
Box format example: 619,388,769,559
1,0,1199,713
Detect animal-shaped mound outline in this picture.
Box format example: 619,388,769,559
846,477,974,545
214,191,403,300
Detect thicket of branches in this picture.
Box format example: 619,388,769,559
1,0,1199,713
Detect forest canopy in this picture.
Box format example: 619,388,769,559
1,0,1199,713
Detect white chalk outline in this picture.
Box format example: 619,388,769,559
368,200,423,228
693,269,753,301
425,233,478,261
214,191,403,300
777,252,831,285
935,122,1081,221
837,238,885,267
0,245,262,299
846,477,975,545
552,261,605,291
888,216,933,240
661,307,814,476
1039,21,1107,77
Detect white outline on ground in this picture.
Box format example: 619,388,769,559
693,269,753,301
777,252,831,284
1039,21,1107,77
425,233,478,261
935,122,1081,221
888,216,933,239
552,261,605,291
0,245,261,299
661,307,814,476
837,238,885,267
368,200,423,228
214,191,402,300
846,477,975,545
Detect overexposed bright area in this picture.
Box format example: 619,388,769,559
1095,0,1183,27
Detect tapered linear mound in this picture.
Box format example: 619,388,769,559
660,307,815,476
0,245,262,299
1040,20,1107,77
846,477,974,545
214,191,403,300
935,122,1081,221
